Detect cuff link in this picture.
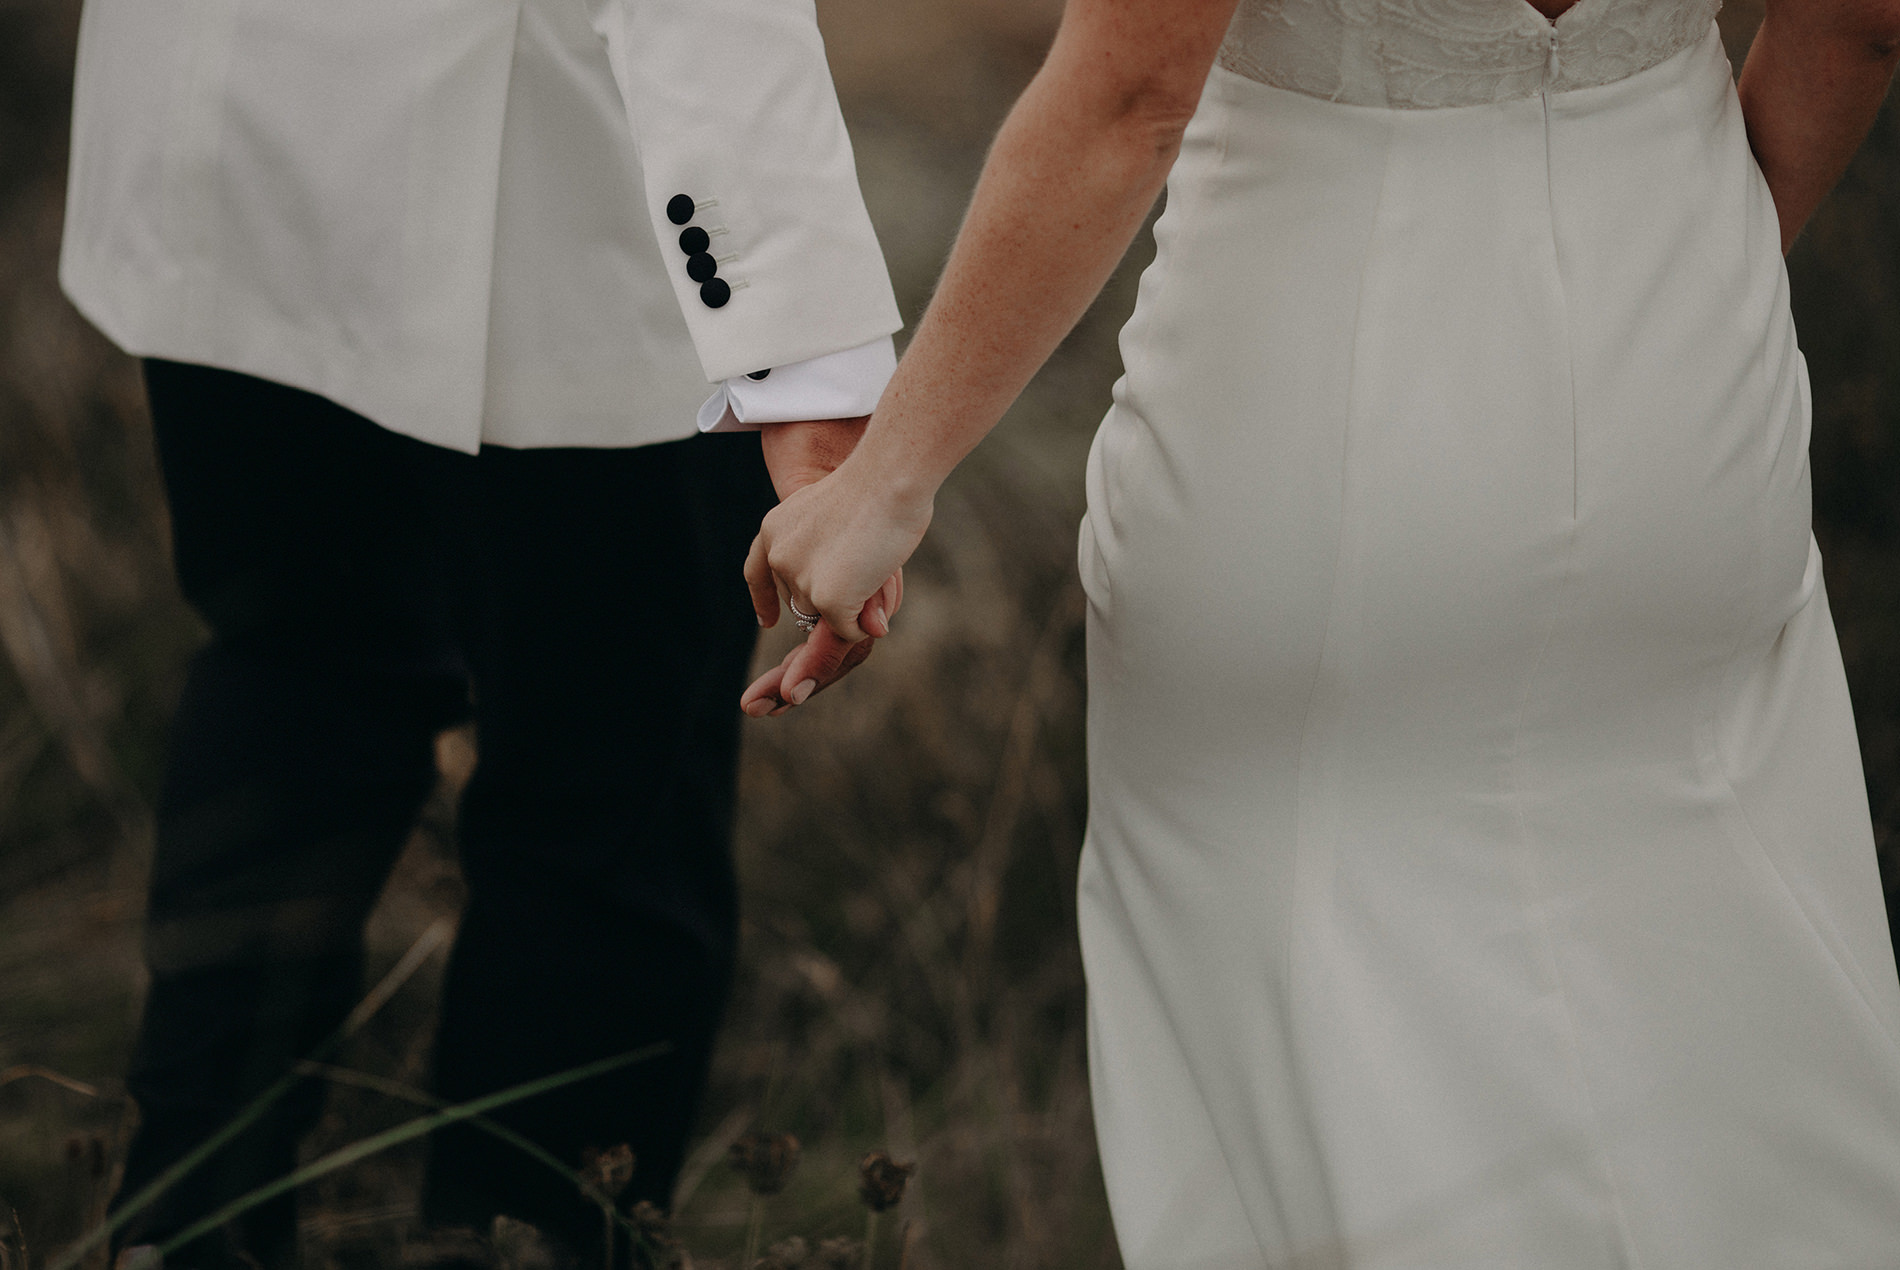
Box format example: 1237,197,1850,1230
667,193,737,309
746,368,771,381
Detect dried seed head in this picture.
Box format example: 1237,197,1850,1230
629,1199,675,1247
580,1143,636,1203
855,1151,915,1213
489,1215,564,1270
638,1239,688,1270
814,1236,861,1268
727,1131,801,1196
765,1236,808,1265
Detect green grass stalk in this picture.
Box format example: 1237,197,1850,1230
295,1064,607,1208
306,1061,660,1269
150,1043,667,1260
45,921,454,1270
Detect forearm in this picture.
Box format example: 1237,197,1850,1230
1738,0,1900,252
844,0,1237,508
739,0,1237,648
848,88,1178,505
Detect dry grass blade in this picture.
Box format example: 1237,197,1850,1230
0,1065,100,1097
341,918,453,1035
0,504,151,857
0,1209,23,1270
670,1106,754,1212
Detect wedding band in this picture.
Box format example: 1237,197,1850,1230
787,596,820,634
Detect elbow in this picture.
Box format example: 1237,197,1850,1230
1117,73,1205,132
1861,0,1900,58
1129,113,1190,172
1839,0,1900,59
1103,74,1202,165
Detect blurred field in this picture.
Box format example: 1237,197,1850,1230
1,0,1897,1267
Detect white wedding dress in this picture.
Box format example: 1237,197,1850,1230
1075,2,1900,1265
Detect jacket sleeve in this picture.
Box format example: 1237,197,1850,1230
586,0,903,384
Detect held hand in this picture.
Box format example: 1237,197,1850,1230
747,417,908,714
739,570,903,717
744,457,932,645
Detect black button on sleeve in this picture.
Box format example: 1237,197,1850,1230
666,194,696,225
686,252,718,283
677,226,710,254
700,278,731,309
746,369,771,381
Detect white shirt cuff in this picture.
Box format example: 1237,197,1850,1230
696,336,897,433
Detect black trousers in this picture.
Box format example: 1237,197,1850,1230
113,361,776,1267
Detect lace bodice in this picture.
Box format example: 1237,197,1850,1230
1218,0,1722,108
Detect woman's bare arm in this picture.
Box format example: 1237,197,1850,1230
743,0,1241,652
841,0,1243,507
1739,0,1900,252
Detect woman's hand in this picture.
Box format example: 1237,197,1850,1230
738,460,925,716
744,454,931,638
746,418,910,716
743,458,933,645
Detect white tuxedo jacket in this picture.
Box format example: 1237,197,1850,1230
60,0,902,452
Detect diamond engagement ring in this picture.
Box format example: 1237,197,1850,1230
787,596,820,634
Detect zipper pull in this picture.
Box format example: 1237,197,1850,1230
1545,25,1561,83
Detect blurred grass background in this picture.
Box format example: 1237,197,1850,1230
0,0,1895,1266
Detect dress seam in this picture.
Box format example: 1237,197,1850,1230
1507,88,1644,1267
1506,536,1642,1268
1282,100,1398,1251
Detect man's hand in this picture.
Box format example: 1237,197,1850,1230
760,415,869,501
747,416,901,715
739,578,897,717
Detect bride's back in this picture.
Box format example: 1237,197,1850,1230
1219,0,1724,108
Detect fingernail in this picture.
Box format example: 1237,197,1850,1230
790,679,816,705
